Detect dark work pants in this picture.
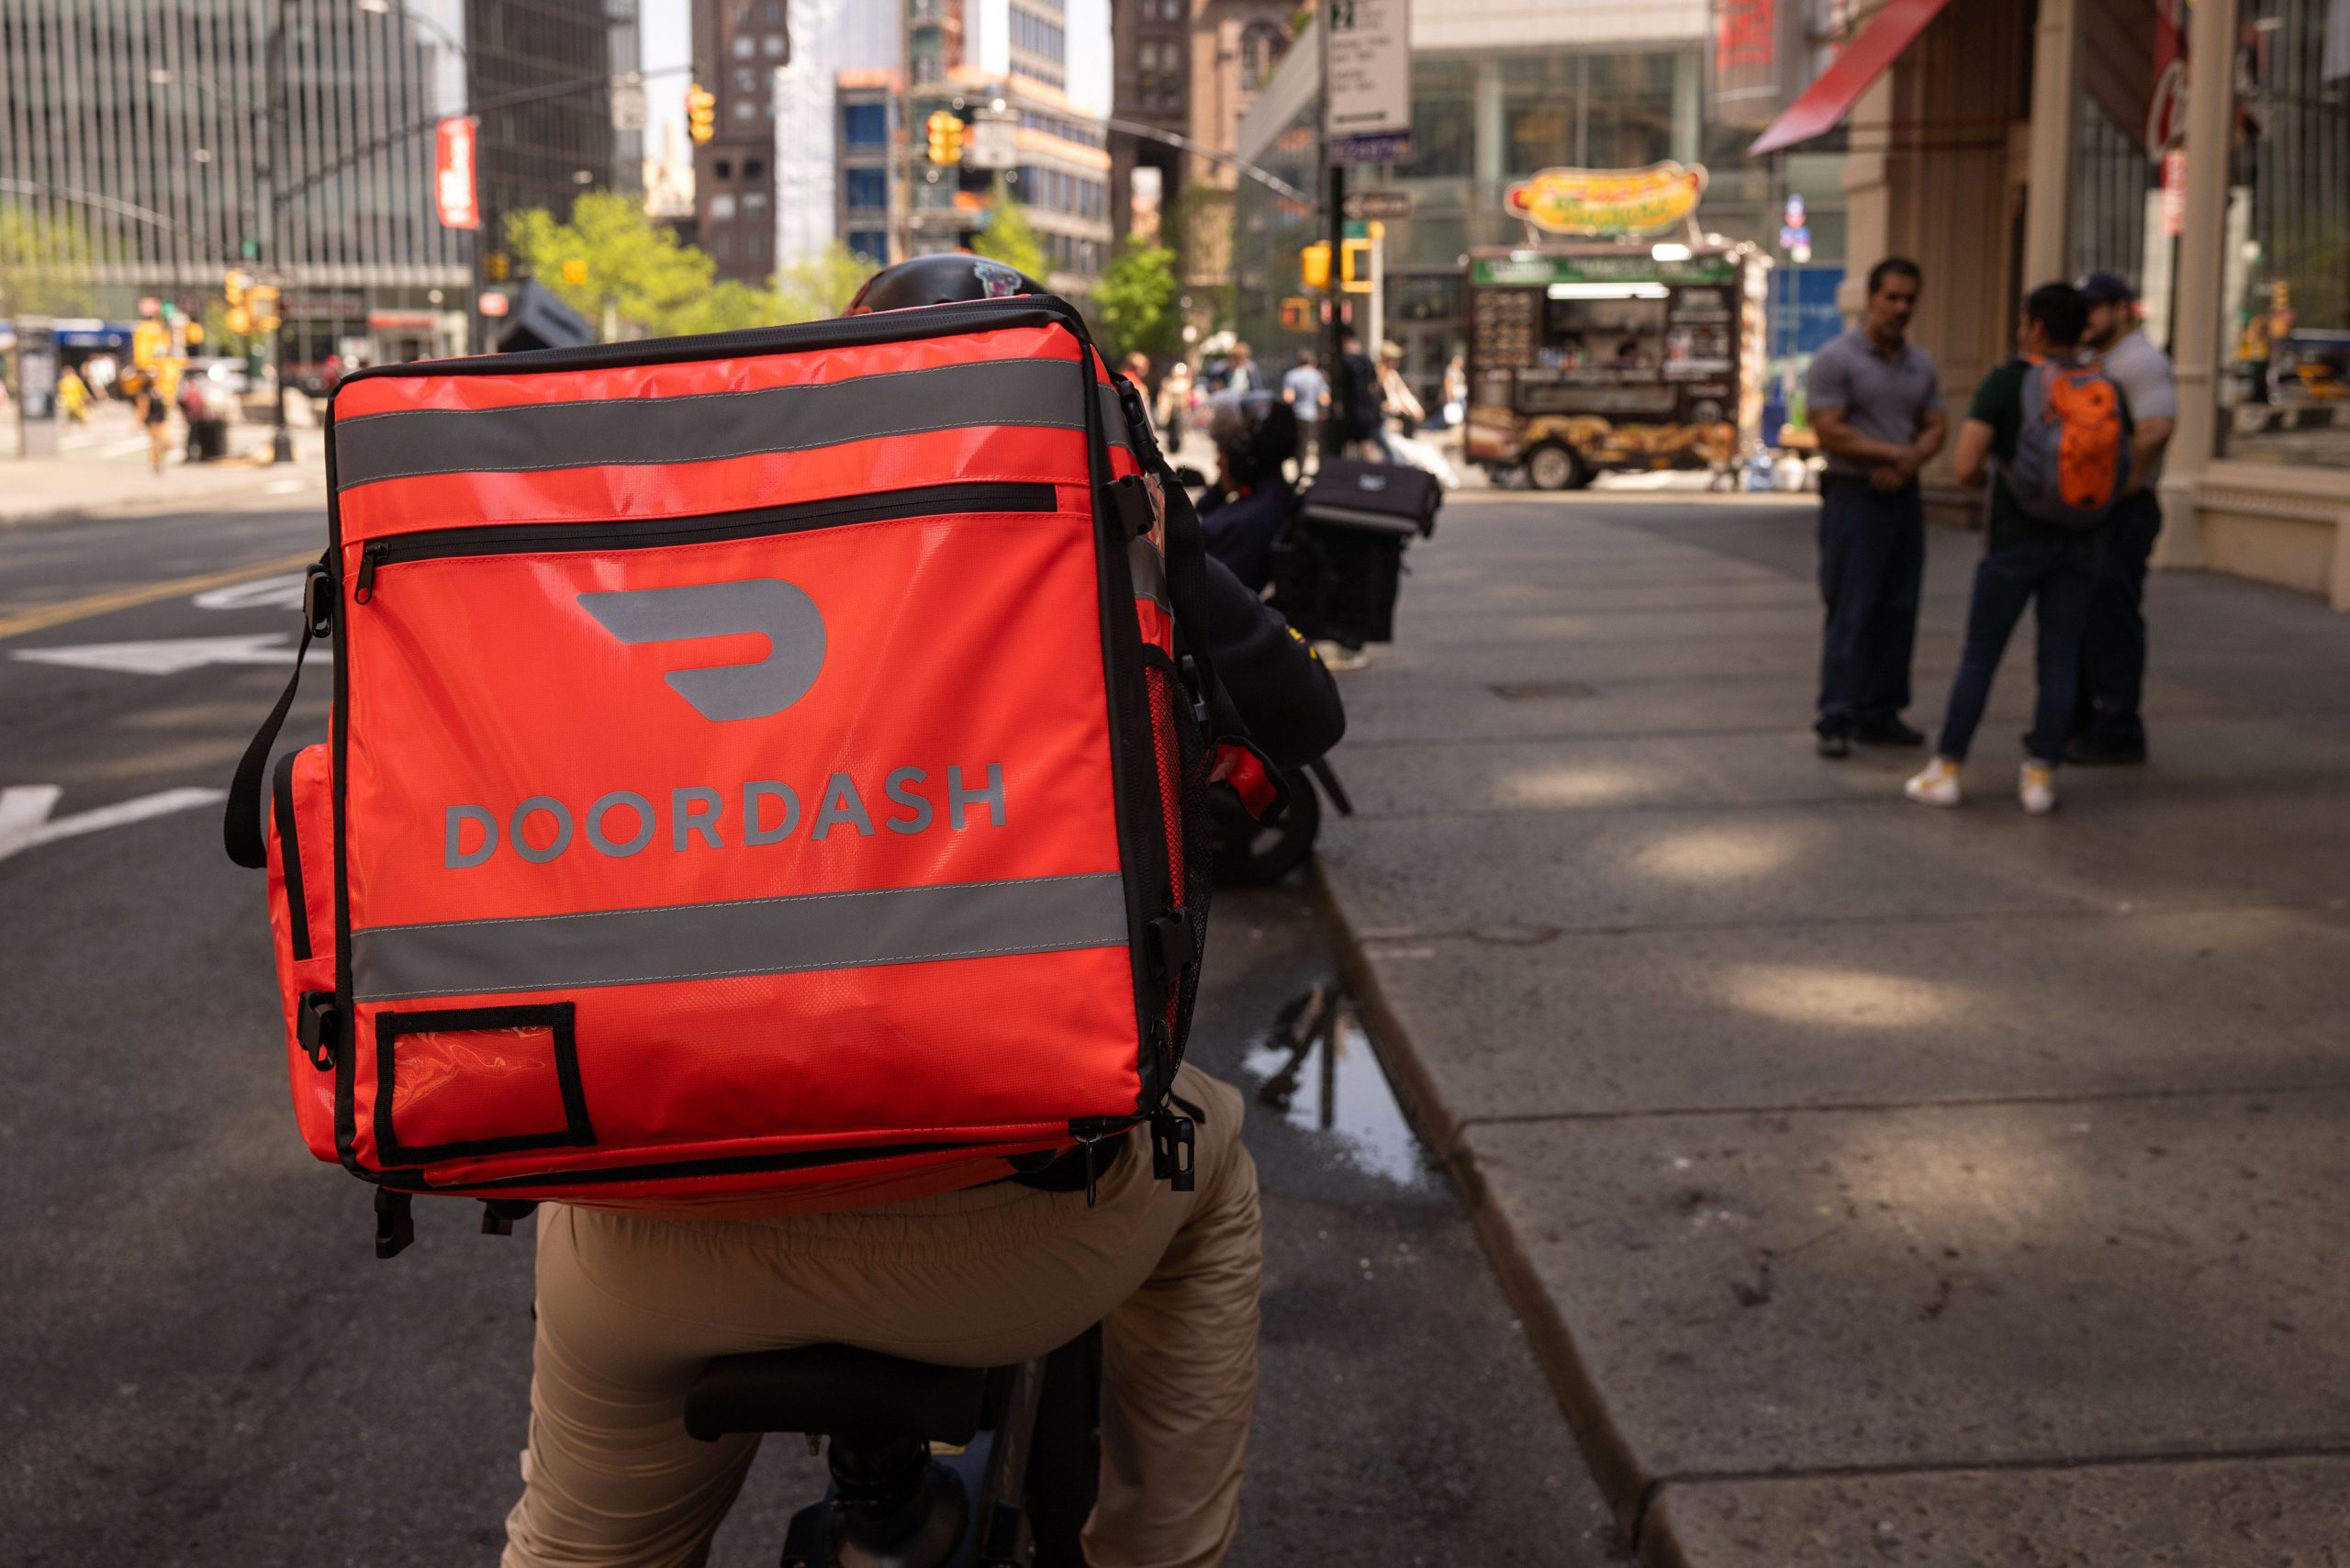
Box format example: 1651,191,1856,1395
2075,488,2162,747
1934,531,2098,766
1816,476,1926,734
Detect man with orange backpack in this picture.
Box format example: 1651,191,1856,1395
1905,282,2132,816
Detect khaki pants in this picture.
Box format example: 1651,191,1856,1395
501,1065,1259,1568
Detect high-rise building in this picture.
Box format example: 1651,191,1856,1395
1109,0,1189,244
691,0,787,281
0,0,634,364
900,0,1113,298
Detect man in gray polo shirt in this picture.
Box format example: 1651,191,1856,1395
2070,271,2177,765
1805,257,1948,757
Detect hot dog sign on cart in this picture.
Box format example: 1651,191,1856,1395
1470,161,1766,490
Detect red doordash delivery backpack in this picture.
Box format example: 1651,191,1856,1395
223,296,1253,1254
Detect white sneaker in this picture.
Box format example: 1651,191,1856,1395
1904,757,1963,807
2019,761,2057,815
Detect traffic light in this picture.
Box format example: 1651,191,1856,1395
1340,237,1374,293
484,250,511,283
224,269,251,308
687,84,716,144
247,285,282,331
926,110,964,165
561,258,588,286
1301,242,1330,291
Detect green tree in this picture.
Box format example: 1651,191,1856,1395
775,240,874,323
0,203,99,318
505,190,786,340
970,181,1047,282
1093,235,1181,362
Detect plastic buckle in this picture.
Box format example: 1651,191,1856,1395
296,991,340,1072
374,1189,415,1260
480,1198,538,1237
1178,654,1210,727
1150,1109,1196,1193
300,560,334,637
1147,913,1196,984
1106,474,1154,537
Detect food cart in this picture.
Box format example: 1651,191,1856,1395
1461,241,1771,489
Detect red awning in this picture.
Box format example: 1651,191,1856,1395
1749,0,1957,155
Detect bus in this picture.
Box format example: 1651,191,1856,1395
1461,241,1771,489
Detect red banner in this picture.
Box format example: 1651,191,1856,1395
435,116,480,230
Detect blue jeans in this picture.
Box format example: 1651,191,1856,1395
1935,530,2098,766
1816,476,1925,734
2075,488,2161,747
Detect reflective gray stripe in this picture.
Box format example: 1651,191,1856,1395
1099,382,1139,453
336,359,1088,491
1127,536,1169,610
351,873,1129,1002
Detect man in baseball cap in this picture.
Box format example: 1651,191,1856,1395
2070,271,2176,765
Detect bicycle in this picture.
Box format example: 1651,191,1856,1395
686,1327,1102,1568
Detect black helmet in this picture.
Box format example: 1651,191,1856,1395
1203,390,1298,486
845,252,1046,314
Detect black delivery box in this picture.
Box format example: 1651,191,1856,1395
1274,457,1443,647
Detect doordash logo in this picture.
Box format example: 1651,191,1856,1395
576,578,827,722
441,577,1012,869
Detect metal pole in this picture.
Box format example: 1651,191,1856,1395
1320,17,1343,459
265,0,294,465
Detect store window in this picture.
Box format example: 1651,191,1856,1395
2218,0,2350,468
842,102,888,145
845,168,888,210
1399,57,1473,182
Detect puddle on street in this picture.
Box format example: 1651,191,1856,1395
1242,984,1438,1189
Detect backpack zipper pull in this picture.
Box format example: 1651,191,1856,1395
353,543,385,604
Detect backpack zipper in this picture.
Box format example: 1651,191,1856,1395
348,480,1058,604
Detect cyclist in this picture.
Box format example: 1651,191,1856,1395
502,253,1344,1568
1195,390,1301,595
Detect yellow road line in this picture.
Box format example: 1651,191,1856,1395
0,551,320,643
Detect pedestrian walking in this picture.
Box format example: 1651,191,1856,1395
1281,349,1329,469
1807,257,1947,756
1906,282,2132,816
56,364,90,424
1377,343,1424,437
1225,342,1266,395
1155,359,1192,451
1334,329,1386,460
1439,353,1467,428
130,369,173,476
2069,271,2177,766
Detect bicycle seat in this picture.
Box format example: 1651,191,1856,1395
684,1344,1006,1445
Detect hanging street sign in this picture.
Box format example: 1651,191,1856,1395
1326,0,1413,165
435,116,480,230
1505,162,1709,237
1344,189,1411,219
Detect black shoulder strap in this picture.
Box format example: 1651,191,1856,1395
1109,378,1243,740
223,558,332,870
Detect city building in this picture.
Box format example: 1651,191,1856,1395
1758,0,2350,604
0,0,635,364
1108,0,1190,244
767,0,901,274
834,70,902,266
900,0,1113,299
1232,2,1817,400
692,0,787,280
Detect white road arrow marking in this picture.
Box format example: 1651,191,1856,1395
11,633,297,675
193,572,308,613
0,785,226,864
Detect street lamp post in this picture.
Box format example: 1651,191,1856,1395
261,0,295,464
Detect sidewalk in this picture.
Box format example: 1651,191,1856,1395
4,404,326,527
1310,493,2350,1563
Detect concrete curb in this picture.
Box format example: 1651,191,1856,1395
1304,854,1681,1562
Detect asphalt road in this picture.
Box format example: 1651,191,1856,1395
0,500,1628,1566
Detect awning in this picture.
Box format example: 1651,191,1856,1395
1749,0,1957,156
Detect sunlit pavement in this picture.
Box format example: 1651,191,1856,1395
1311,491,2350,1563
